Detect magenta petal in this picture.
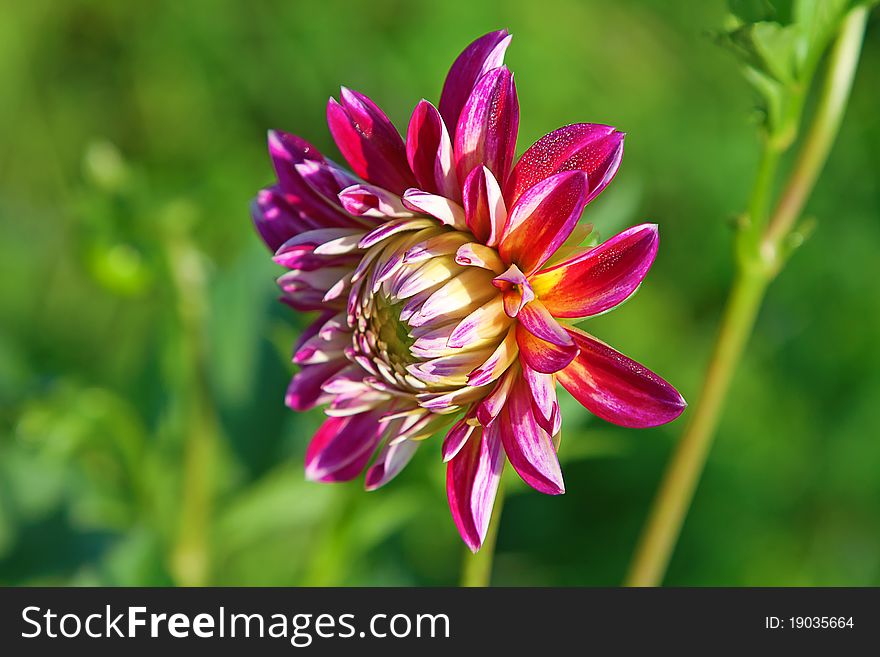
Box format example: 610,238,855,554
558,327,687,428
267,131,355,227
305,410,387,482
364,439,419,490
446,424,505,552
405,100,457,200
454,66,519,188
515,324,578,374
442,416,477,462
439,30,512,141
504,123,625,208
522,365,558,434
285,359,349,411
462,166,506,246
327,88,416,194
499,376,564,495
252,186,320,252
531,223,659,318
517,300,574,347
498,171,590,274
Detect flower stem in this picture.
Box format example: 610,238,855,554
624,6,869,588
460,467,507,587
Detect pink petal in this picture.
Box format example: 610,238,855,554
338,183,412,218
504,123,625,208
498,171,590,274
442,416,477,462
439,30,512,140
499,375,564,495
326,88,416,194
515,323,578,375
364,438,419,490
401,189,468,230
522,365,559,435
406,100,458,200
446,423,505,552
517,300,573,347
531,223,659,318
454,66,519,188
557,327,687,428
462,166,507,247
285,359,349,411
305,409,388,482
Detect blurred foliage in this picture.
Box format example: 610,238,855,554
0,0,878,586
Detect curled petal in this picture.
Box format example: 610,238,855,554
557,327,687,428
439,30,512,140
446,424,505,552
522,365,558,435
499,171,590,274
505,123,625,208
406,100,458,199
517,300,573,347
305,410,387,482
531,223,659,318
454,66,519,187
401,189,468,231
326,88,416,194
338,183,413,218
500,375,564,495
492,264,535,318
455,243,506,274
462,166,507,246
515,322,578,375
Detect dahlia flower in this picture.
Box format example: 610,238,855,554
252,30,686,551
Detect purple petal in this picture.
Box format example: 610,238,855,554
499,375,564,495
504,123,625,208
439,30,512,141
305,409,388,482
446,423,505,552
285,359,349,411
326,88,416,194
267,131,356,227
454,67,519,188
557,327,687,428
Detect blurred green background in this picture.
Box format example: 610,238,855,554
1,0,878,586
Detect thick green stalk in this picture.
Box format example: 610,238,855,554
625,6,869,588
460,468,507,587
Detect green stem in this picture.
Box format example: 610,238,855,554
460,467,507,587
624,6,869,587
763,5,870,253
165,218,221,587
